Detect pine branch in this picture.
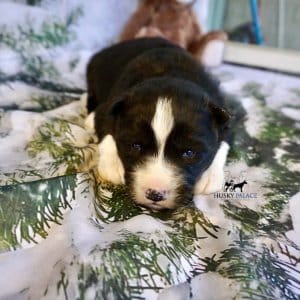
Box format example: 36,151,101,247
0,175,77,250
0,6,83,83
27,119,87,175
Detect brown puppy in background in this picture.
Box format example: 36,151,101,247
120,0,227,68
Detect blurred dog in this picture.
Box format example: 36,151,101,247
120,0,227,67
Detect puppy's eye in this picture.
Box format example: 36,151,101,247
131,143,142,152
182,149,196,159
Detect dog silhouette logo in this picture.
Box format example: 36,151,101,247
224,179,248,192
223,171,248,192
214,171,257,199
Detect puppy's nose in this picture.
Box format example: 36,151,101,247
145,188,166,202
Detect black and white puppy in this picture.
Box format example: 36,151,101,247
86,37,230,210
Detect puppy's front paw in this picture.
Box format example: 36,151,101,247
96,134,125,185
84,112,95,131
96,158,125,185
194,142,229,195
194,167,224,194
80,92,88,107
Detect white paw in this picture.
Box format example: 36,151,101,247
84,112,95,130
97,157,125,185
80,92,88,107
96,135,125,185
194,142,229,195
194,167,225,194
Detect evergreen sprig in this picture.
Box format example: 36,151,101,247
0,175,77,251
27,119,86,174
0,7,82,80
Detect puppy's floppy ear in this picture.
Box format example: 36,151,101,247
108,97,127,116
208,102,230,125
94,96,128,139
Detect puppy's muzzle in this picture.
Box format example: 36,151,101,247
145,188,167,202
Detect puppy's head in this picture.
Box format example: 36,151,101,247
98,79,229,210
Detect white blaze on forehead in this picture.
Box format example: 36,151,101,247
151,97,174,155
130,97,179,210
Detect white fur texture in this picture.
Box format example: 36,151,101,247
80,92,88,107
97,134,125,185
132,156,183,210
132,98,182,209
194,141,230,194
85,112,95,132
151,98,174,153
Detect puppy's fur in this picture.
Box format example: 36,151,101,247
86,38,230,210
